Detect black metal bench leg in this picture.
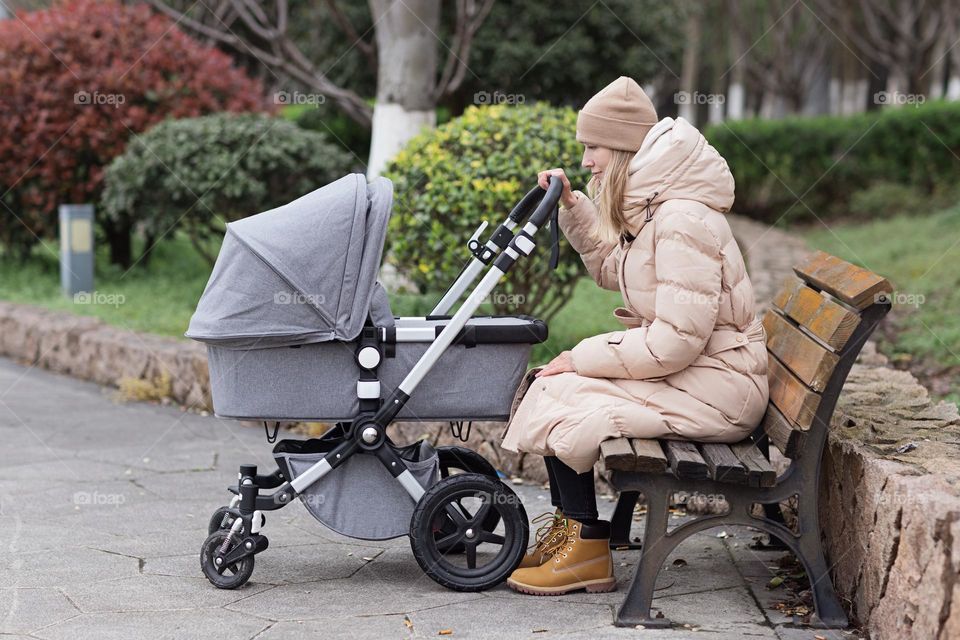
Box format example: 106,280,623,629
615,487,674,628
609,491,642,549
754,436,790,550
794,502,849,628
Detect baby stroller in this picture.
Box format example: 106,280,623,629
186,173,564,591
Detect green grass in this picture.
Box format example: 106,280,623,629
804,204,960,404
0,235,620,358
0,235,214,336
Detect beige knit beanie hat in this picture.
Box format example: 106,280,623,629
576,76,658,152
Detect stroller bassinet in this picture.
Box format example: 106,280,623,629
192,173,565,593
186,173,547,421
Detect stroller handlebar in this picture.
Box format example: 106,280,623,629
429,175,564,316
508,175,563,228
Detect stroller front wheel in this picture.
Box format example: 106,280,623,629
200,530,255,589
207,506,236,535
409,473,528,592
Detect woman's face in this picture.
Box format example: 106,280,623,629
581,144,613,184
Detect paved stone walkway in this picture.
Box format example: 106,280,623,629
0,358,864,640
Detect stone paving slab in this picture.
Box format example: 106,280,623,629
0,358,862,639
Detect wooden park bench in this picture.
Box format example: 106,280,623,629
599,250,893,629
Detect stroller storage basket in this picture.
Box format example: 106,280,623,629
206,315,547,421
273,437,440,540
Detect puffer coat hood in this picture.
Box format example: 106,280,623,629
501,117,768,474
621,116,735,236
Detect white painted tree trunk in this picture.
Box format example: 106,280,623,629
883,69,908,106
841,78,868,114
948,75,960,100
949,38,960,100
366,0,440,179
759,92,786,119
367,104,436,180
727,81,745,121
829,77,842,115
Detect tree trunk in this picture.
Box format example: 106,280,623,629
102,219,132,269
678,7,701,125
367,0,439,178
802,61,831,115
725,0,746,121
759,92,786,119
948,26,960,100
928,29,948,99
883,66,909,104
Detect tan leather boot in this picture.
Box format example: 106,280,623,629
516,509,567,569
507,518,616,595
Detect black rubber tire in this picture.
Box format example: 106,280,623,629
434,447,502,553
207,506,236,535
437,446,498,479
200,530,254,589
410,473,528,592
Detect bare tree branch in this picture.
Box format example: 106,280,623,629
815,0,952,93
435,0,494,99
149,0,373,126
323,0,377,69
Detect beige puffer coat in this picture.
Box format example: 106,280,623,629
501,116,769,474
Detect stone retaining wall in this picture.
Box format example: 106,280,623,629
1,214,958,637
0,303,210,410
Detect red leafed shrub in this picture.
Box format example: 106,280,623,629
0,0,269,265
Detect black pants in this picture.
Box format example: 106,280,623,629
544,456,598,521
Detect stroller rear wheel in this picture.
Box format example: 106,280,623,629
435,447,501,554
410,473,528,591
200,529,255,589
437,445,498,479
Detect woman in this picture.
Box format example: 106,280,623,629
500,76,769,596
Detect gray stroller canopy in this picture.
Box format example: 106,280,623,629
186,174,394,349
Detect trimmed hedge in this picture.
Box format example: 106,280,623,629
102,114,351,266
704,100,960,223
383,102,591,321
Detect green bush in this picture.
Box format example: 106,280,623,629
704,100,960,224
102,113,351,266
383,102,591,321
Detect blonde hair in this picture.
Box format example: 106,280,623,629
586,149,634,243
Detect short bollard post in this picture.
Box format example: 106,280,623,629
59,204,94,298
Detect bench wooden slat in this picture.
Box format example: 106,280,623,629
600,438,668,473
699,443,748,484
767,354,821,430
762,309,839,392
772,277,861,350
761,403,805,458
630,438,668,473
664,440,708,480
794,250,893,310
600,438,636,472
729,441,778,487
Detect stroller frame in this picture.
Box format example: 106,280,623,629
202,177,564,591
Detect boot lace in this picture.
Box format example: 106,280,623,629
554,521,579,562
528,512,568,557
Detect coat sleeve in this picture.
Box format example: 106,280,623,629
569,209,723,380
557,190,619,291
